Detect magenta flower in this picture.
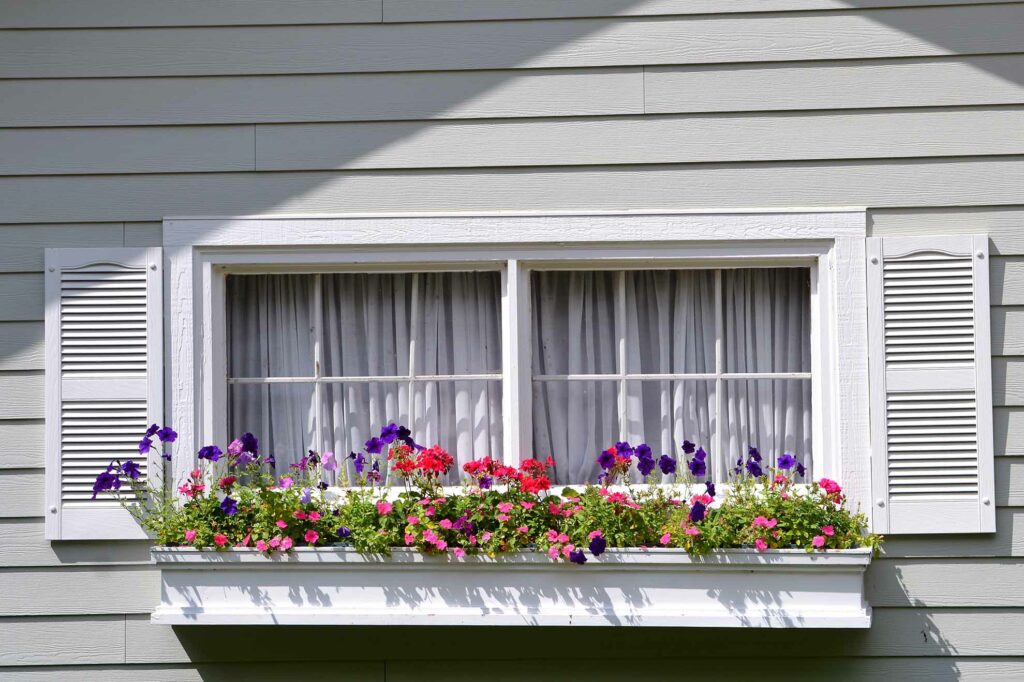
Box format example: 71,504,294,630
812,535,826,549
376,501,393,515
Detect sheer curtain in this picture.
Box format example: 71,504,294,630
532,268,811,484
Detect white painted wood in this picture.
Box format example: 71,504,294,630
870,207,1024,255
383,0,1021,22
867,235,996,533
0,126,255,176
501,261,530,466
150,547,872,627
3,159,1020,224
646,55,1024,114
0,68,643,128
44,248,163,540
254,109,1024,171
3,5,1020,79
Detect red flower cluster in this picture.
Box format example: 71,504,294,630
462,455,554,493
389,443,456,478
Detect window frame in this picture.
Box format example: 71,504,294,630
166,210,869,514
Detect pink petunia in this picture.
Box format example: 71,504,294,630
821,525,835,537
812,535,826,548
497,502,514,513
213,533,229,547
293,510,308,520
280,536,294,550
588,529,603,539
279,476,294,489
184,529,197,543
557,533,570,544
256,539,269,552
439,519,453,529
496,514,510,522
376,501,393,515
481,532,492,542
547,546,561,559
269,537,282,548
407,515,420,525
453,548,467,558
660,533,672,546
435,539,448,551
685,526,701,537
546,529,559,542
520,501,536,509
517,526,529,533
321,451,337,471
304,530,319,544
276,519,288,529
308,511,321,522
404,534,416,545
754,538,768,552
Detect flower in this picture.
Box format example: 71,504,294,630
145,424,160,438
435,539,448,551
685,526,701,537
336,527,352,539
300,488,312,505
497,502,513,513
819,478,842,495
746,458,763,478
589,534,607,556
777,453,796,470
812,535,826,549
568,548,587,564
596,449,616,470
213,534,229,547
156,426,177,443
276,519,287,529
293,510,308,520
659,533,672,546
635,444,652,460
637,453,656,476
754,538,768,552
404,534,416,545
453,547,467,558
279,476,294,489
228,438,244,456
218,476,237,489
220,496,238,516
309,511,321,521
688,457,707,477
407,515,420,526
376,501,393,515
821,525,835,537
120,460,141,480
748,446,762,462
705,480,716,498
304,530,319,544
796,461,807,477
184,529,197,543
681,440,696,454
521,475,551,494
322,451,337,471
239,432,258,454
689,501,706,523
347,451,366,474
281,537,294,551
614,441,634,458
269,537,281,548
439,519,453,529
520,501,535,509
658,455,677,475
256,540,269,552
197,445,222,461
91,469,121,499
496,514,510,522
364,437,384,454
138,437,152,454
517,526,529,533
380,423,400,444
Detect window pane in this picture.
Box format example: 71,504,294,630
624,380,715,482
722,379,812,476
624,270,715,374
226,274,315,378
228,382,316,468
723,268,811,373
532,271,618,376
532,380,619,484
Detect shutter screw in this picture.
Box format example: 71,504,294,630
150,264,157,270
983,497,991,505
48,505,57,513
870,257,879,265
876,499,885,507
977,252,985,260
48,267,54,272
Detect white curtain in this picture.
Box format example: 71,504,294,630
532,269,811,484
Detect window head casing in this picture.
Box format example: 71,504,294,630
166,211,869,512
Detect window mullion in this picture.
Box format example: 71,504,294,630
617,270,628,443
313,273,324,456
408,273,421,431
714,269,724,473
503,260,529,467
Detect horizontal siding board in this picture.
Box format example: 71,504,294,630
0,374,42,419
0,469,42,518
0,0,382,28
993,257,1024,305
125,609,1024,662
0,68,643,128
995,359,1024,407
995,456,1024,506
255,108,1024,171
996,407,1024,456
384,0,1024,22
0,322,41,371
868,559,1024,607
0,126,255,176
0,663,384,681
0,159,1022,224
0,616,125,666
2,5,1022,78
882,507,1024,557
0,274,42,321
993,308,1024,356
0,519,150,567
123,222,163,247
0,421,43,469
0,566,158,616
646,55,1024,114
870,206,1024,255
0,224,123,273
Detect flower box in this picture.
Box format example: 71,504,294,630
151,546,872,628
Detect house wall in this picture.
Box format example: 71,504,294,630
0,1,1022,679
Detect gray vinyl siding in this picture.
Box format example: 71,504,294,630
0,1,1021,679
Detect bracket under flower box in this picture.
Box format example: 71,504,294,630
151,547,872,627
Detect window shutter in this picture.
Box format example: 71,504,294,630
44,248,163,540
867,235,995,534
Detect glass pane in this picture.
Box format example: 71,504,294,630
624,380,715,482
226,274,315,378
532,380,619,484
722,379,812,477
722,268,811,373
228,382,316,470
414,272,502,375
624,270,715,374
321,380,503,485
321,274,412,378
532,271,618,376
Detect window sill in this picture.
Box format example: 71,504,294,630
151,547,872,628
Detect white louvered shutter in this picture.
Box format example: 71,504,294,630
867,235,995,534
44,248,163,540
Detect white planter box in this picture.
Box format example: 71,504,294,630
152,547,872,627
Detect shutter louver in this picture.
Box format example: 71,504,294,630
45,248,163,540
867,236,995,534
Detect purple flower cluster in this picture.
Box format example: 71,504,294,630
138,423,176,461
687,447,708,478
365,423,420,454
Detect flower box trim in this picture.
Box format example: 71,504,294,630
151,547,872,628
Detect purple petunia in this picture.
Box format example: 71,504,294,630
121,459,141,480
156,426,177,443
733,457,744,476
367,460,382,484
198,445,222,462
589,534,607,557
479,475,493,490
658,455,677,475
300,488,312,505
336,526,352,539
748,446,762,463
317,481,329,491
705,480,716,498
145,423,160,438
614,441,634,458
597,449,616,470
689,500,706,523
681,440,696,455
265,454,276,468
777,454,796,470
348,451,366,474
796,461,807,478
635,444,652,460
637,454,656,477
694,447,707,462
568,548,587,565
688,457,707,478
91,468,121,500
239,432,258,455
746,458,763,478
220,495,238,516
234,452,256,467
380,423,399,444
364,437,384,454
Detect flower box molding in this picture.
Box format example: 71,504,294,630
151,547,872,628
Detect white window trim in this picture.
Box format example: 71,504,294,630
165,209,870,517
